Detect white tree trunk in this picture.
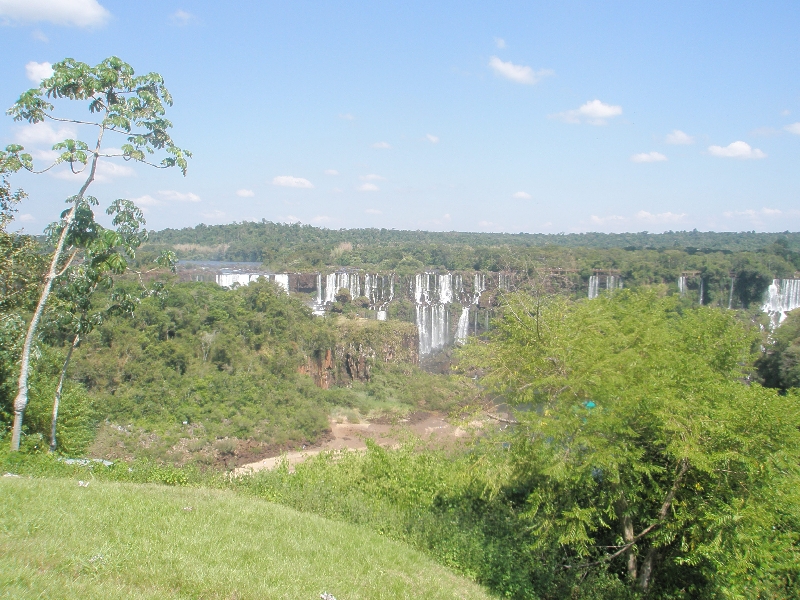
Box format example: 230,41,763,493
49,333,79,452
10,134,102,451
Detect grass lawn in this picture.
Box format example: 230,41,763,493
0,477,492,600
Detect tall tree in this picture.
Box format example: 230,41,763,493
467,289,800,596
46,198,176,452
6,57,189,451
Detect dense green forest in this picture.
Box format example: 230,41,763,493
141,222,800,309
150,221,800,259
2,278,469,466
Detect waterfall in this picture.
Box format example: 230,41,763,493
455,306,470,345
312,273,325,315
217,271,274,289
363,273,372,303
273,274,289,293
588,275,599,299
324,272,361,303
414,272,456,355
678,275,686,297
699,278,704,306
498,272,511,291
728,276,735,310
473,273,486,304
763,279,800,327
606,275,623,291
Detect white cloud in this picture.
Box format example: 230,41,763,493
132,194,159,207
359,174,384,181
283,215,301,223
311,215,331,224
365,208,382,214
590,215,626,225
358,183,379,192
708,141,766,159
236,189,255,197
426,134,439,144
512,191,532,199
551,100,622,125
159,190,201,202
95,160,134,180
0,0,111,27
51,157,134,181
488,56,553,85
372,141,391,149
170,9,193,25
18,213,35,222
785,123,800,135
14,122,75,146
25,61,52,82
338,113,355,120
31,29,48,41
723,207,785,219
478,220,501,230
200,210,225,220
272,175,314,188
635,210,686,223
781,110,791,116
324,169,339,175
630,151,668,163
751,126,780,137
494,37,506,49
665,129,694,145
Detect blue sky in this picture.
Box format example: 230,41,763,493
2,0,799,234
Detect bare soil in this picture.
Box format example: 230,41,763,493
234,411,480,475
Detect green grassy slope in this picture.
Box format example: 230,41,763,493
0,478,491,600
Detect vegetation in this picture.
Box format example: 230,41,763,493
6,56,189,450
149,221,800,266
3,51,800,600
3,278,467,466
461,289,800,596
0,477,490,600
757,309,800,391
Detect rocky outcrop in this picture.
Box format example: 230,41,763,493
300,318,419,388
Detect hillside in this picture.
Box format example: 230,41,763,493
0,477,491,600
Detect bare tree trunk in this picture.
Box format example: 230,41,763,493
615,497,638,581
638,458,690,592
49,333,79,452
639,547,657,592
10,134,102,451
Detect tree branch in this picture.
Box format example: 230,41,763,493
560,458,690,571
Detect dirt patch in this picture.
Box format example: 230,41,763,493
234,411,481,475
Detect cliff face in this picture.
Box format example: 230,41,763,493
300,318,419,388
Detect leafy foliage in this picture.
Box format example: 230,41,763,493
463,290,800,596
757,309,800,390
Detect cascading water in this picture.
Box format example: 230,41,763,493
473,273,486,303
678,275,687,296
728,276,735,310
763,279,800,327
273,274,290,293
324,272,361,303
217,271,274,289
455,306,470,344
588,275,599,299
414,273,454,355
589,275,622,299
